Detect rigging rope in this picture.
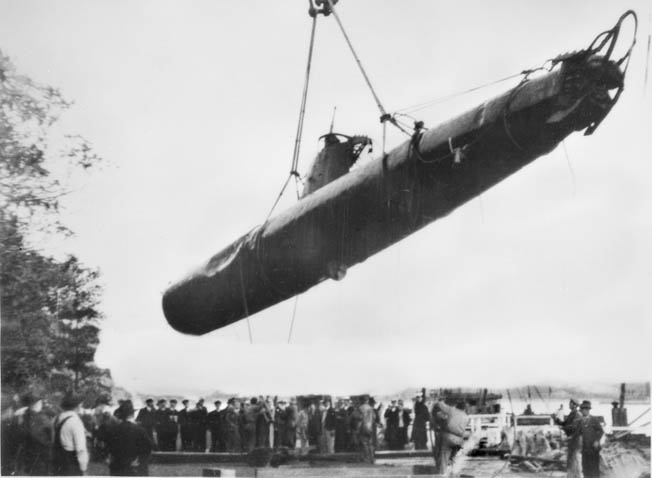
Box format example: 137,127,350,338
562,141,577,197
238,259,253,344
324,0,413,139
264,14,319,223
287,295,300,343
645,8,651,96
291,14,319,187
397,72,524,115
325,0,388,118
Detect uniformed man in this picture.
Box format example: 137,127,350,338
136,399,156,445
178,399,192,451
193,399,208,452
207,401,223,452
168,399,180,451
412,394,429,450
577,400,604,478
384,400,399,450
154,399,168,451
106,400,152,475
273,400,286,448
285,398,298,449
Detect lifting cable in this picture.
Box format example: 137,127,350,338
254,6,323,344
396,72,524,115
264,11,319,224
645,8,651,95
324,0,412,147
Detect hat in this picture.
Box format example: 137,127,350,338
182,399,189,404
580,400,592,409
61,393,83,410
21,392,41,407
118,400,135,419
145,398,154,404
569,398,579,406
170,399,177,403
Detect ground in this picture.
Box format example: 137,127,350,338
87,456,567,477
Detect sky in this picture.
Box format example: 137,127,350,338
1,0,651,397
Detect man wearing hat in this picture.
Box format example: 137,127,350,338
52,393,88,476
17,392,53,475
577,400,604,478
106,400,152,475
207,401,224,452
412,394,429,450
168,399,180,451
384,400,399,450
178,399,192,451
553,398,582,478
136,399,156,445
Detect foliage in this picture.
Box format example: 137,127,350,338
0,49,109,397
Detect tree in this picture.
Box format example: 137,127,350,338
1,48,108,396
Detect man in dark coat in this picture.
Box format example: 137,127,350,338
192,399,208,451
348,402,363,452
178,400,192,451
324,400,337,454
154,400,171,451
384,400,399,450
17,393,53,476
553,398,581,477
273,401,286,448
411,395,429,450
207,401,223,452
242,398,259,452
307,403,322,449
224,399,241,452
167,400,180,452
334,400,349,452
576,400,604,478
284,399,298,449
256,398,272,448
135,399,156,445
106,400,152,476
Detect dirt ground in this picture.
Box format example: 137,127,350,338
87,456,567,477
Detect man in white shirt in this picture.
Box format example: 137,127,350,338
432,399,468,475
52,393,88,475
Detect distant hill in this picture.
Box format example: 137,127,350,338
126,382,649,407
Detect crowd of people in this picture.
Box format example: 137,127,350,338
1,389,608,477
110,394,433,459
1,391,434,475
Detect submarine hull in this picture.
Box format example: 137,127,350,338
163,56,623,335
